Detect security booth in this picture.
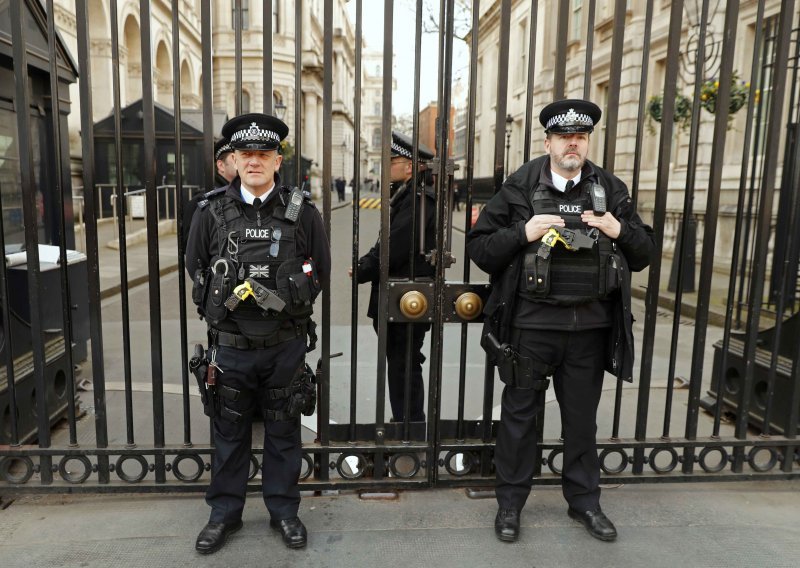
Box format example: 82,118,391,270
92,100,224,218
0,0,87,444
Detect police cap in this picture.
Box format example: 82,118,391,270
539,99,602,134
222,112,289,151
214,137,233,161
391,131,435,161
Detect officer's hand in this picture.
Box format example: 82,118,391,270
348,266,353,279
525,214,565,242
581,211,621,239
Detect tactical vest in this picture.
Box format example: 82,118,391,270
197,187,320,338
519,182,621,305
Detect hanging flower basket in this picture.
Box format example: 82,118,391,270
699,72,749,115
646,93,692,134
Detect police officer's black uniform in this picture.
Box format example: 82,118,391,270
467,100,655,543
355,132,436,422
182,137,234,250
187,114,330,554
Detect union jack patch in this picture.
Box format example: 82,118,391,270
248,264,270,278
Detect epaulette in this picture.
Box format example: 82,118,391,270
197,186,227,210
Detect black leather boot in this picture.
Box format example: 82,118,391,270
494,508,520,542
270,516,308,549
567,507,618,541
195,520,243,554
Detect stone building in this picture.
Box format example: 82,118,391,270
52,0,363,197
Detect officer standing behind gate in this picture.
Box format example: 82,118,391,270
349,132,436,422
186,113,330,554
466,100,654,543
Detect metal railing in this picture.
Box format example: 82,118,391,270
1,0,799,493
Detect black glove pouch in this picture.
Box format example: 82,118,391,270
204,257,236,325
523,251,550,295
277,258,321,309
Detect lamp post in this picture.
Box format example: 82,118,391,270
505,114,514,177
341,138,347,180
274,100,287,120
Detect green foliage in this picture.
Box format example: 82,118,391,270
279,140,295,160
646,93,693,134
699,72,750,115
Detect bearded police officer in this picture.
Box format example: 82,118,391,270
187,113,330,554
466,99,654,543
350,131,436,422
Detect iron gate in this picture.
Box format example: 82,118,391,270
1,0,799,493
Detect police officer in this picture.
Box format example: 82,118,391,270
350,131,436,422
187,113,330,554
182,137,237,249
466,100,655,543
214,136,237,187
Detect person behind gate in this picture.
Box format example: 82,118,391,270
186,113,331,554
182,136,238,249
349,131,437,422
466,99,655,543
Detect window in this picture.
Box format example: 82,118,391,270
372,128,381,148
242,90,251,113
517,19,528,86
232,0,250,30
373,102,380,115
273,0,280,34
571,0,583,41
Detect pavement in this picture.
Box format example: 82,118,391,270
3,191,798,567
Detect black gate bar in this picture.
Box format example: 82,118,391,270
75,0,110,483
715,0,766,438
630,0,655,209
634,0,684,476
139,0,167,482
735,0,796,473
665,0,711,441
682,0,738,474
45,0,78,446
264,0,273,115
523,0,538,163
171,0,192,447
11,0,52,484
349,0,363,443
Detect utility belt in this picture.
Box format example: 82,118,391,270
189,344,317,422
215,321,309,350
480,331,554,390
522,225,622,305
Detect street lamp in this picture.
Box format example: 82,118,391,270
505,113,514,177
274,100,287,120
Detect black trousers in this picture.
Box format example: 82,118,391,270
205,337,306,524
495,327,607,513
373,320,429,422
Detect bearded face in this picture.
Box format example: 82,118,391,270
545,132,589,175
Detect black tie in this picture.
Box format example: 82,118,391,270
253,197,262,209
565,180,574,192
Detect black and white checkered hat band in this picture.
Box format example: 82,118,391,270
230,122,281,145
391,141,413,159
215,143,232,160
546,108,593,130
